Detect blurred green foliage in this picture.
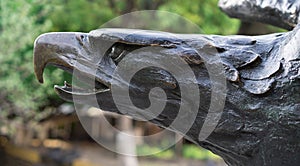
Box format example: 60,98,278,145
137,144,223,161
46,0,239,34
182,144,221,160
137,144,174,159
0,0,65,123
49,0,115,32
161,0,240,34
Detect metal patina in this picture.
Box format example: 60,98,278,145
33,1,300,165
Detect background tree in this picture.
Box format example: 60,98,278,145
0,0,66,138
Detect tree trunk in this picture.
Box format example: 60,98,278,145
117,116,139,166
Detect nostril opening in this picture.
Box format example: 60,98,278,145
76,34,85,41
76,34,86,46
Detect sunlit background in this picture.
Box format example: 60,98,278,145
0,0,284,166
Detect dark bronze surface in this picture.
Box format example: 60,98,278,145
219,0,300,30
33,1,300,165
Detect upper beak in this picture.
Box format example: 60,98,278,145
33,32,87,83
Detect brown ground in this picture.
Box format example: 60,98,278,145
73,142,227,166
0,140,227,166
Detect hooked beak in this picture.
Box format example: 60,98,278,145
34,32,112,103
34,32,88,83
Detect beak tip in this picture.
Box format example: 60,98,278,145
34,63,45,84
35,73,44,84
39,78,44,84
